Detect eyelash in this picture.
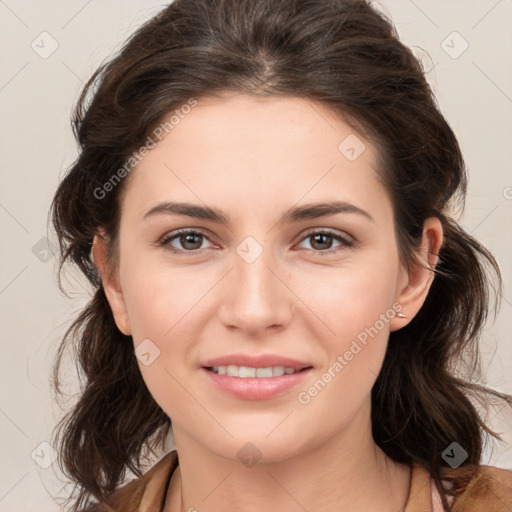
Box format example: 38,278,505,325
158,228,354,256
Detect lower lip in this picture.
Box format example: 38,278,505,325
202,368,313,400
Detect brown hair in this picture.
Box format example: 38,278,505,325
49,0,512,510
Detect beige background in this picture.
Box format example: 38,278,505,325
0,0,511,510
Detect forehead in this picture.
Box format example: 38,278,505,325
150,93,370,159
119,93,390,223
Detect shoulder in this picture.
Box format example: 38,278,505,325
440,464,512,511
79,450,179,512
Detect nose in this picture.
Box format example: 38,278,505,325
217,247,294,336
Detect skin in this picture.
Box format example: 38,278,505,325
93,93,443,512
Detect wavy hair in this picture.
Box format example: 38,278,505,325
49,0,512,510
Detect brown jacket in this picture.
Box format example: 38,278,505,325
86,450,512,512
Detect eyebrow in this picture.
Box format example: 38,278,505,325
143,200,374,224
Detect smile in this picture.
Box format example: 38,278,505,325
202,365,313,400
207,365,304,377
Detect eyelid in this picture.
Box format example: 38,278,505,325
158,227,355,255
296,227,354,255
158,228,216,253
299,227,353,244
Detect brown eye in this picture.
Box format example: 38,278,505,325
159,229,213,254
298,229,354,256
310,233,334,250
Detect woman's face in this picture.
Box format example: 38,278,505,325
98,93,432,463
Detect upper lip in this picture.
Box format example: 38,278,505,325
201,354,312,371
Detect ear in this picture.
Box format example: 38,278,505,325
91,231,132,336
390,216,443,331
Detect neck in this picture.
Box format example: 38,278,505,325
164,402,411,512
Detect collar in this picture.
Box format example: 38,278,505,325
101,451,443,512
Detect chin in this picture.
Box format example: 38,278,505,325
196,428,309,466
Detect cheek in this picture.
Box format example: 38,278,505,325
307,256,399,339
304,254,399,392
122,238,400,358
122,269,197,419
120,256,196,341
300,283,394,422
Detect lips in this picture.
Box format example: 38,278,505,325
201,353,312,371
201,353,314,400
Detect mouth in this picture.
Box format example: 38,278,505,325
201,356,314,400
204,365,312,377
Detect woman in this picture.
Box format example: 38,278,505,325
49,0,512,511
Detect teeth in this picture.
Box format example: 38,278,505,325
256,367,273,377
272,366,285,377
227,365,238,377
239,366,256,378
210,365,301,377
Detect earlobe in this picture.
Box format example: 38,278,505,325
390,217,444,331
92,232,132,336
